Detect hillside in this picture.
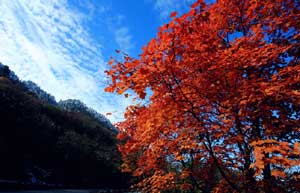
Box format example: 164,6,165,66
0,64,128,189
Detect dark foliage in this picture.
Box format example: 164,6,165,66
0,64,129,188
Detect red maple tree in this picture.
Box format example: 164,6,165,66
105,0,300,192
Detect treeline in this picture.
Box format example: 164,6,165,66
0,64,129,189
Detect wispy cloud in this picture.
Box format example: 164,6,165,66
0,0,131,122
106,13,135,54
147,0,196,20
114,27,133,53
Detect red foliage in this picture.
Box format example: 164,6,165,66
106,0,300,192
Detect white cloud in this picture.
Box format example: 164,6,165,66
114,27,133,53
0,0,131,122
106,13,135,54
148,0,196,20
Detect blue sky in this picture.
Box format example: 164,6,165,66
0,0,195,122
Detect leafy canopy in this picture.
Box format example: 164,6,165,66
105,0,300,192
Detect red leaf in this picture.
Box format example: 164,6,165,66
170,11,177,18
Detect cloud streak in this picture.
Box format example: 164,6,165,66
0,0,131,122
148,0,196,20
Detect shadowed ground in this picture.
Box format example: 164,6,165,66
0,190,95,193
0,190,132,193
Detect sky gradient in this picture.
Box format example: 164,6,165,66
0,0,195,122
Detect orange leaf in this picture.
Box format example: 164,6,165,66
108,59,114,65
170,11,177,18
